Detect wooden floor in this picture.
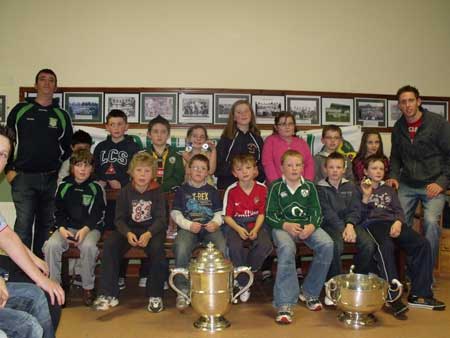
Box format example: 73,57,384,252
58,275,450,338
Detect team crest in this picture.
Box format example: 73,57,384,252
48,117,58,128
280,191,287,198
168,156,176,164
254,196,260,204
82,194,93,206
300,189,309,197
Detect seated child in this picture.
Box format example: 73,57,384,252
223,154,273,303
360,155,445,318
43,149,105,306
266,150,333,324
171,154,226,311
93,152,167,313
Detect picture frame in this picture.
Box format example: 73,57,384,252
321,97,354,126
178,93,213,124
387,99,402,127
214,93,251,124
0,95,5,123
355,98,387,127
64,92,103,124
140,92,177,124
421,100,448,119
252,95,285,124
26,91,64,107
286,95,320,126
104,93,139,123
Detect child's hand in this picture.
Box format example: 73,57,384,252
360,179,373,197
74,226,90,246
204,221,219,233
236,227,249,240
298,224,315,240
248,228,258,240
59,227,76,244
386,178,399,189
0,277,8,308
108,180,121,190
127,232,139,246
5,170,17,185
190,222,202,233
426,183,443,199
31,254,50,277
390,221,402,238
138,231,152,248
282,222,302,237
342,224,356,243
206,140,216,151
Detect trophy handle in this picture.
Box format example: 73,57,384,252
387,278,403,303
168,268,191,303
324,278,338,305
231,266,254,303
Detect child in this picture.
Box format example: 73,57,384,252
43,149,105,306
266,150,333,324
181,125,217,185
314,125,354,183
360,155,445,318
223,154,273,303
171,154,225,311
262,111,314,183
352,131,389,183
93,152,167,313
316,152,375,284
216,100,265,189
58,129,93,184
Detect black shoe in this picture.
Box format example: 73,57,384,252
408,295,446,311
385,299,409,320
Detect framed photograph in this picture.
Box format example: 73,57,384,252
178,93,213,124
104,93,139,123
26,91,64,107
387,99,402,127
140,92,177,123
286,95,320,126
214,93,251,124
64,92,103,124
321,97,354,126
421,100,448,119
0,95,5,123
355,98,387,127
252,95,285,124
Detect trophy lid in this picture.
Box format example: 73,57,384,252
190,242,232,272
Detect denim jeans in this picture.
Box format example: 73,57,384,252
272,228,333,308
0,282,54,338
11,172,57,258
398,183,446,268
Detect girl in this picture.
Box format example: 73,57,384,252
262,111,314,183
181,125,217,185
215,100,265,189
353,131,389,183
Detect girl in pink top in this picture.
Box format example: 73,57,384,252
262,111,315,184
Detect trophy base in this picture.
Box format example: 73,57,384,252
194,315,230,332
338,311,377,329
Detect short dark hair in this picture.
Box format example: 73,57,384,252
0,124,15,161
147,115,170,133
186,125,208,140
364,154,386,170
70,149,94,166
273,111,298,134
35,69,57,86
396,85,420,100
72,130,93,146
189,153,210,171
324,152,345,167
106,109,127,123
322,124,342,138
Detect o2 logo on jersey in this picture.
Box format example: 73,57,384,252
100,150,129,166
132,199,152,223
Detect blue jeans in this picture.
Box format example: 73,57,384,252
0,282,54,338
272,228,333,307
398,184,446,268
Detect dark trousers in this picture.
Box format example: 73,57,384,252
322,225,376,280
98,230,167,298
11,172,57,258
366,221,433,300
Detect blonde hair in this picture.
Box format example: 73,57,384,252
128,151,156,177
231,154,256,169
281,149,304,165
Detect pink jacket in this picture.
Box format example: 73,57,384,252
262,134,315,183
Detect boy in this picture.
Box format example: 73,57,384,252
223,154,273,303
93,152,167,313
266,150,333,324
171,154,225,311
360,155,445,318
314,125,354,183
43,149,106,306
316,152,375,285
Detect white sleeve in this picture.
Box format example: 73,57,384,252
211,211,223,226
170,209,193,231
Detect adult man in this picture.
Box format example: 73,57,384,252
387,85,450,269
6,69,73,257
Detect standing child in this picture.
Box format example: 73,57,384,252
181,125,217,185
266,150,333,324
262,111,314,183
360,155,445,318
352,131,389,183
43,149,105,306
216,100,265,189
223,154,273,303
171,154,225,311
93,152,167,313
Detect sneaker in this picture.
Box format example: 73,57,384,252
299,291,323,311
148,297,164,313
324,295,335,307
92,295,119,311
176,295,190,311
139,277,147,288
118,277,126,290
408,295,446,311
261,270,272,282
275,304,293,324
385,299,409,319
